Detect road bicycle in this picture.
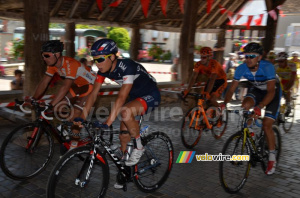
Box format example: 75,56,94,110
181,92,228,149
219,109,281,194
0,99,93,180
46,116,174,197
276,94,296,133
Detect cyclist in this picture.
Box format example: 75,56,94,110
266,51,276,65
78,39,160,169
29,40,96,123
183,47,227,109
291,51,300,94
275,52,296,116
223,42,281,175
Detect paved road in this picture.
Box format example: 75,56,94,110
1,101,300,197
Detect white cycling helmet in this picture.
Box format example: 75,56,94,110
291,51,300,57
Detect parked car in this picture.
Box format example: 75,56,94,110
137,50,153,62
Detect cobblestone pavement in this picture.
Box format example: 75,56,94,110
1,100,300,198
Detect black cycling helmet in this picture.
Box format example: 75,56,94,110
90,38,118,56
243,42,263,55
41,40,64,53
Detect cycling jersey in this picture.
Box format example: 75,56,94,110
96,59,158,98
193,59,227,80
234,60,279,90
45,56,95,87
275,60,297,85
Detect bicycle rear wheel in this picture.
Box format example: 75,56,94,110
283,99,295,133
260,125,281,172
134,132,174,193
0,123,53,180
219,131,251,194
212,106,228,139
181,107,203,149
47,146,109,198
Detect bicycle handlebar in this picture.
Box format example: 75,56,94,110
15,99,53,120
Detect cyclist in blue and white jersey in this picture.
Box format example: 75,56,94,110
223,42,281,175
78,39,160,170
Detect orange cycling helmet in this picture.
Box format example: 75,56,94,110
199,47,213,56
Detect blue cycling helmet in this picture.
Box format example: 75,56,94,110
90,39,118,56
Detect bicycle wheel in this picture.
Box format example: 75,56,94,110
181,107,203,149
212,106,228,139
260,125,281,172
219,131,251,194
0,123,53,180
134,132,174,193
47,146,109,198
283,99,295,133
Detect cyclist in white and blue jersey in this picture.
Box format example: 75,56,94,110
223,42,281,175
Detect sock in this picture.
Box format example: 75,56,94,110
134,135,143,149
269,150,276,161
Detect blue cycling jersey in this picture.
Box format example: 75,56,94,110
234,60,279,90
96,59,158,98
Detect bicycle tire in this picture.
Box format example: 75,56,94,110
181,107,203,149
133,132,174,193
260,125,281,172
212,106,228,139
219,131,251,194
0,123,53,180
47,146,109,198
283,99,295,133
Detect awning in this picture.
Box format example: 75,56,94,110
83,30,106,37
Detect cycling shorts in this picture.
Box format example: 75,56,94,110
205,79,227,98
245,87,282,120
130,89,161,115
66,84,93,110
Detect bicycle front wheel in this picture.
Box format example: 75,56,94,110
212,106,228,139
219,131,251,194
181,107,203,149
134,132,174,193
47,146,109,198
283,99,295,133
0,123,53,180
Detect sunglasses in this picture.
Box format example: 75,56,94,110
42,54,52,58
245,54,259,59
93,54,112,63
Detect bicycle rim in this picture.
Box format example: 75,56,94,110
134,132,174,193
212,107,228,139
283,100,295,133
219,132,251,194
181,107,202,149
0,123,53,180
47,146,109,198
260,125,281,172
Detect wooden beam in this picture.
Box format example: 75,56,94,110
0,11,23,20
226,25,267,31
124,0,141,22
139,15,183,25
144,0,159,19
114,0,135,21
97,3,112,21
196,0,222,27
219,0,248,28
67,0,81,18
50,0,64,17
83,0,97,18
202,0,230,28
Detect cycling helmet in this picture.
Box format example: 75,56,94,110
199,47,213,56
276,52,289,60
243,42,263,55
267,51,276,59
291,51,300,57
90,38,118,56
41,40,64,53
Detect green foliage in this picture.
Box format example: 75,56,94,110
162,51,172,62
49,23,65,28
77,47,90,58
4,38,24,61
148,45,163,60
107,27,130,51
76,24,105,31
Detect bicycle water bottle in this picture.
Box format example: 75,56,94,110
110,144,123,159
140,125,149,137
124,142,134,161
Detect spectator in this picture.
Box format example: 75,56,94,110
225,53,237,73
0,65,5,77
11,69,24,90
171,56,179,81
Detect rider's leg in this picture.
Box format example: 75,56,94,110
241,96,255,110
262,117,275,150
119,122,131,152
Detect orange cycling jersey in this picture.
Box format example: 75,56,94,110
45,56,95,87
193,59,227,80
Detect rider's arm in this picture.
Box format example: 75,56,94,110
80,81,102,120
32,75,53,100
105,83,133,126
224,80,239,104
185,71,199,93
50,78,74,106
259,80,276,108
285,73,296,90
205,73,217,93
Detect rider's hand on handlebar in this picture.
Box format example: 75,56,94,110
203,92,210,100
182,90,189,99
93,121,109,129
73,117,85,128
219,103,226,111
253,106,261,116
24,96,35,105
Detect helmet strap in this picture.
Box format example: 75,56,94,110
108,55,116,74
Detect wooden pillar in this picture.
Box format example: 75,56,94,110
262,9,279,57
179,0,199,84
24,0,49,96
65,22,75,58
214,29,226,65
130,26,140,61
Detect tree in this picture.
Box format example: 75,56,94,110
75,24,105,32
107,27,130,51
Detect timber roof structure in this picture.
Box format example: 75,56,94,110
0,0,252,32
